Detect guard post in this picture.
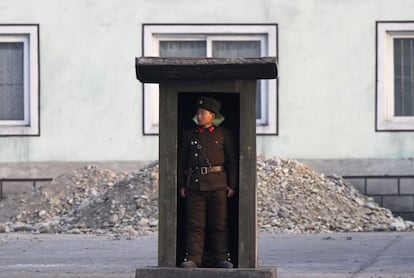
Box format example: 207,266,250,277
135,57,278,277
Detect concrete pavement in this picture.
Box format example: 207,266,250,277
0,232,413,278
258,232,414,278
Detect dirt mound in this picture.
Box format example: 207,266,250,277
0,164,158,236
256,157,412,233
0,158,412,235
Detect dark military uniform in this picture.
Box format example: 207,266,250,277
178,125,237,267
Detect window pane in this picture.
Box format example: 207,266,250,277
394,38,414,116
0,42,24,120
212,40,262,118
212,40,261,58
159,41,206,58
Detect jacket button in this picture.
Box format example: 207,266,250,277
194,153,198,157
195,179,199,183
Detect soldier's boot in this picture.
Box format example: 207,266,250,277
180,260,199,268
215,252,233,268
180,252,200,268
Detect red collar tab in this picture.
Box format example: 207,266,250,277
198,126,215,133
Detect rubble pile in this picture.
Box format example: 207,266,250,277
0,164,159,236
256,156,412,233
0,157,412,235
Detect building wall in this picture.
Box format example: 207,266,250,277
0,0,414,215
0,0,413,163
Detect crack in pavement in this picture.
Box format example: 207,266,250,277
350,235,401,277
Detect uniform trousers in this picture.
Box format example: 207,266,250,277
184,189,229,266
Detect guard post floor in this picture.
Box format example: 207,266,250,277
135,267,277,278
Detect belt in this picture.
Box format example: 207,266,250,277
199,166,224,175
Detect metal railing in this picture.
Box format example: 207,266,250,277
0,178,53,199
343,174,414,195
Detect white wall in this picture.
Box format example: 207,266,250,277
258,0,414,159
0,0,413,163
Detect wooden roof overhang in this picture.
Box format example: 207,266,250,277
135,57,278,83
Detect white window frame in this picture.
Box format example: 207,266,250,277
142,24,278,135
0,25,39,136
376,21,414,131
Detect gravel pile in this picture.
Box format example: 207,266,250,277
0,164,159,236
256,156,413,233
0,157,412,236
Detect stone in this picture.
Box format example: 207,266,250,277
149,220,158,227
138,218,150,226
390,217,406,231
70,228,81,234
39,224,51,234
12,222,30,232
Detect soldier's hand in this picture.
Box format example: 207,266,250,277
226,187,235,198
179,188,187,198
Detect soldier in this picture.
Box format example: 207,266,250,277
178,96,237,268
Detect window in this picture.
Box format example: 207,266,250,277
376,22,414,131
0,25,39,136
142,24,278,134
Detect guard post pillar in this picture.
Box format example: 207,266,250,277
135,57,278,277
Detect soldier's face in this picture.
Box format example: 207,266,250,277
196,108,215,127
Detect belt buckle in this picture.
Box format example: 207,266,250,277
200,167,208,175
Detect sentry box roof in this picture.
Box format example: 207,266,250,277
135,57,278,83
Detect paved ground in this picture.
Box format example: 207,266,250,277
0,232,413,278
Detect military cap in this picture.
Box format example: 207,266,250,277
195,96,225,126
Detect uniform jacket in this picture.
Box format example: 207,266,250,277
178,126,238,192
